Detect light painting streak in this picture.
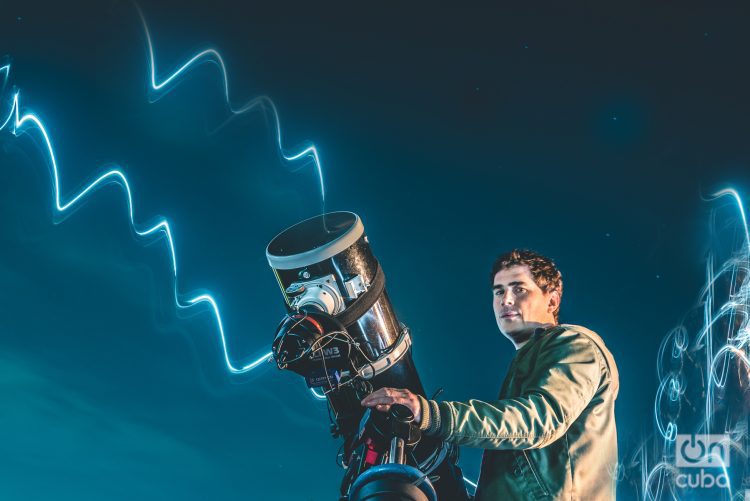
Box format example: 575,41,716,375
0,81,273,373
641,189,749,500
137,5,326,203
463,476,478,495
0,4,329,377
310,387,327,400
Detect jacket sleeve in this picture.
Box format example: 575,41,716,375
419,329,601,450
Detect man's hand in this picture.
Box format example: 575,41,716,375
360,387,422,424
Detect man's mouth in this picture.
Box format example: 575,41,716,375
501,312,519,319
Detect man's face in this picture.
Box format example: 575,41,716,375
492,265,558,342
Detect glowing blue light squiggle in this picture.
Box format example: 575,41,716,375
0,4,328,376
642,188,749,499
138,5,326,203
0,81,274,373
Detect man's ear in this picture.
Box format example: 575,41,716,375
547,289,561,314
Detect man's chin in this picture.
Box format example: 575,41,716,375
499,316,524,330
504,331,533,345
499,323,536,345
501,327,526,337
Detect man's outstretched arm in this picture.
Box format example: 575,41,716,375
361,329,602,450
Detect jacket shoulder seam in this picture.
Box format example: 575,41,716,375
556,326,611,385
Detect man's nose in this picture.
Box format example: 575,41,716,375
502,290,514,305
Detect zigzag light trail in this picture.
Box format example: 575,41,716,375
0,7,329,377
138,5,326,200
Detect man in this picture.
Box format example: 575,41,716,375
361,249,619,499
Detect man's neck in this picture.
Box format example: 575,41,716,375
515,339,530,350
509,322,557,350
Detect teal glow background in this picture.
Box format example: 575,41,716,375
0,2,748,499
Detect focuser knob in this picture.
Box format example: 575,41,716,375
285,282,306,298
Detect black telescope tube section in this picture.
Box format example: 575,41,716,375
266,212,469,501
267,212,402,361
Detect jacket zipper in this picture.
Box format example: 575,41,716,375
523,450,550,497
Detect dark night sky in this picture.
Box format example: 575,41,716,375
0,2,749,499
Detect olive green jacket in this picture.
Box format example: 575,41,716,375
419,324,619,500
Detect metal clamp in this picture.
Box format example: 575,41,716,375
358,329,412,380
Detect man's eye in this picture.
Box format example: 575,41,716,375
494,289,503,296
514,287,526,294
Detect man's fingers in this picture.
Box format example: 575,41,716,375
359,387,421,424
361,387,397,404
360,390,380,404
362,395,402,406
360,387,417,417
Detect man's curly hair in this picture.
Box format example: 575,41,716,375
490,249,563,322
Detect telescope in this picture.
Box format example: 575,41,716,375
266,212,470,500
